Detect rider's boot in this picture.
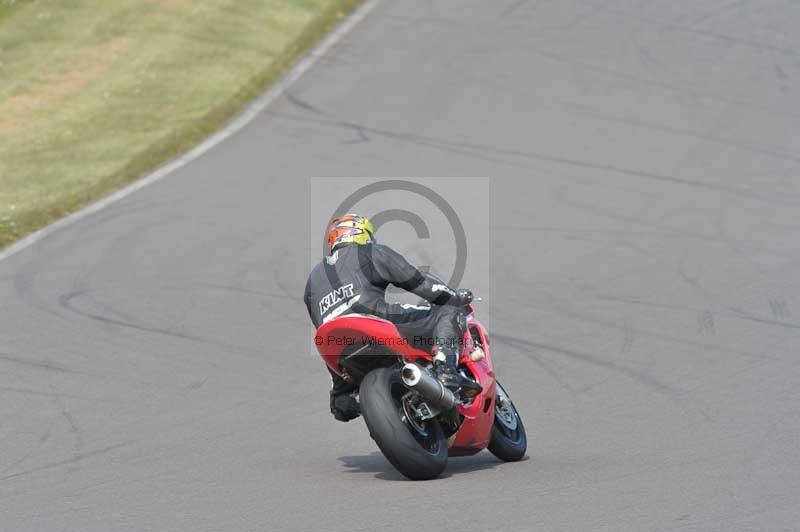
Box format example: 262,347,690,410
329,370,360,422
433,345,483,397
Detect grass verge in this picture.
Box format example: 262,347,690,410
0,0,363,248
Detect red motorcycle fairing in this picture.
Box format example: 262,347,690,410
448,314,496,455
315,314,432,374
314,312,497,456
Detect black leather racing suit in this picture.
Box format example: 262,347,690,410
304,242,468,414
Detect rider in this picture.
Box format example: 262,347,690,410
304,213,474,422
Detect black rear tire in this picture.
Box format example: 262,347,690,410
360,367,448,480
488,381,527,462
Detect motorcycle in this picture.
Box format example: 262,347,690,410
314,300,527,480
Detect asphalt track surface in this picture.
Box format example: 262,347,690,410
2,1,800,531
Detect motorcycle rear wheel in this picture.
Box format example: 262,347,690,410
360,367,448,480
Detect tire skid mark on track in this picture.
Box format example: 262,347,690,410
266,109,797,205
492,332,679,395
0,441,134,483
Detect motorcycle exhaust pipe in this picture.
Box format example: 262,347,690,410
400,363,457,410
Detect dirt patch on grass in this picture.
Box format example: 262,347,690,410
0,0,363,249
0,38,130,134
155,0,192,9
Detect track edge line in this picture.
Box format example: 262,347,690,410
0,0,380,264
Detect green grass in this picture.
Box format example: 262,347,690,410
0,0,362,247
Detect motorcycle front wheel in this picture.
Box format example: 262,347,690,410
360,367,448,480
488,381,527,462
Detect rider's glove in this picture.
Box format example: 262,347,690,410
454,288,473,307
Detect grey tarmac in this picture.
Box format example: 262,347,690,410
1,1,799,531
